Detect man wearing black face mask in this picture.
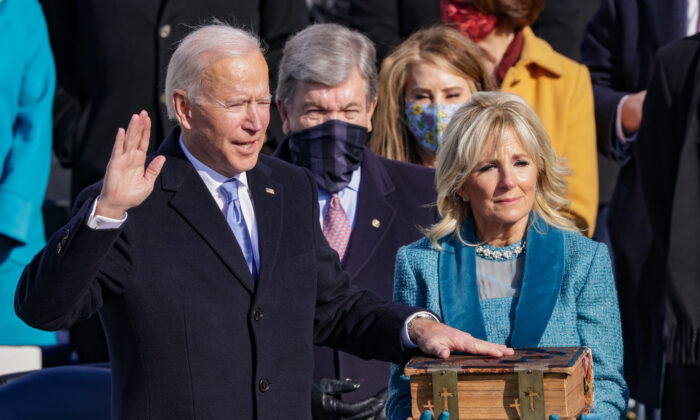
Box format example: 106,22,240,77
274,24,437,420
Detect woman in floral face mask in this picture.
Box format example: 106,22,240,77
370,25,494,168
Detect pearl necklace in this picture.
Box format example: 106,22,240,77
475,240,526,261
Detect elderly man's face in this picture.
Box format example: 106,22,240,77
278,67,376,134
177,51,270,177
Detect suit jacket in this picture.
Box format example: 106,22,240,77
581,0,689,404
274,140,436,401
386,217,628,420
39,0,309,198
15,128,419,419
580,0,687,203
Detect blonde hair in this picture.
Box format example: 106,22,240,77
428,91,577,247
369,25,494,165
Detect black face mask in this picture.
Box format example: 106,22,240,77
287,119,368,193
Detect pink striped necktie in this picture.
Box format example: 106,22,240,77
322,193,351,262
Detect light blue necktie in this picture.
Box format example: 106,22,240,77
220,179,258,281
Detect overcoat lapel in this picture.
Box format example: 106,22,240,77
157,130,256,294
343,151,396,278
438,215,565,346
246,158,283,297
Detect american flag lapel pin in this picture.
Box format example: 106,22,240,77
265,187,275,195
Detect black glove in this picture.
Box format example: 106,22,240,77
311,378,386,420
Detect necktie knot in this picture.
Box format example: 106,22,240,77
220,179,242,224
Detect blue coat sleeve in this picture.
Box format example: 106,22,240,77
0,0,55,258
576,242,629,418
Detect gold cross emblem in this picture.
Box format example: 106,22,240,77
525,387,540,411
439,387,454,408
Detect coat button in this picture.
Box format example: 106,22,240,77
258,378,270,392
159,24,171,39
253,307,264,321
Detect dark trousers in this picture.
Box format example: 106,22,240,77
662,363,700,419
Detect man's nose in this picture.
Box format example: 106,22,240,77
244,104,266,131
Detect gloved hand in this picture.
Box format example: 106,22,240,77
418,410,449,420
549,414,602,420
311,378,386,420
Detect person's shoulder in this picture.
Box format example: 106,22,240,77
399,236,440,259
523,27,589,78
258,154,311,178
371,151,435,189
657,34,700,66
376,153,434,178
561,229,606,258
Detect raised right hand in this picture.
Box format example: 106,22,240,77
95,111,166,219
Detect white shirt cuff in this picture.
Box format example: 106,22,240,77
615,95,639,144
401,311,440,348
86,196,128,229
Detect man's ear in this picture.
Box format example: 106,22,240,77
173,90,193,130
276,98,291,135
366,96,378,133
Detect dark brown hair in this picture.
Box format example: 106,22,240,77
470,0,544,30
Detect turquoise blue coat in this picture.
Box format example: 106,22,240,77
387,217,629,419
0,0,56,345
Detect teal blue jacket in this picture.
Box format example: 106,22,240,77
387,217,628,419
0,0,55,345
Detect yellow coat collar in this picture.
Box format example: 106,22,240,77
516,26,564,78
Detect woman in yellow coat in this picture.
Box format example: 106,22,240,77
442,0,598,235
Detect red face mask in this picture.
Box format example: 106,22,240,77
440,0,497,42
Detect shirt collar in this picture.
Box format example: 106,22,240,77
178,134,249,192
344,165,361,192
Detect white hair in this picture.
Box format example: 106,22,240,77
164,22,264,120
275,23,377,107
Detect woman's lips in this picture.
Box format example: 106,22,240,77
495,197,521,204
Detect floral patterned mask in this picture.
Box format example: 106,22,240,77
405,102,464,152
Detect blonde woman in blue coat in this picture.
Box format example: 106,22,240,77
387,92,628,420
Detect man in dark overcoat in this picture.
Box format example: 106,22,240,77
15,23,510,419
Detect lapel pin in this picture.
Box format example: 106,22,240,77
371,219,381,228
265,187,275,195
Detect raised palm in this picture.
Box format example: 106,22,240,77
96,111,166,219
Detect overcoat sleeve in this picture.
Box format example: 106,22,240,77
15,184,132,331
